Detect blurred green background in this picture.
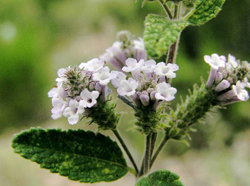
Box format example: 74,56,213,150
1,0,250,186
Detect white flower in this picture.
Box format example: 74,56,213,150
51,97,67,119
56,68,67,83
141,60,156,74
92,66,113,85
204,54,226,69
111,71,126,88
154,62,179,78
48,83,65,99
81,58,104,72
244,78,250,88
63,99,85,125
228,54,238,68
79,89,99,108
155,82,177,101
122,58,144,73
117,78,138,96
232,81,249,101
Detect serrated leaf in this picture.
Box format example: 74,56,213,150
12,128,128,183
136,170,184,186
144,14,188,58
188,0,226,26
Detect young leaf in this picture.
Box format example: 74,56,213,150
12,128,128,183
136,170,184,186
187,0,226,26
144,14,188,58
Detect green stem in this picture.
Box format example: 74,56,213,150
174,2,179,18
139,133,153,176
158,0,173,19
144,133,152,175
166,35,180,65
150,132,157,158
150,134,169,168
112,129,139,175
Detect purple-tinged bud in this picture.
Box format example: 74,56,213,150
153,100,163,110
130,94,141,107
140,94,149,106
215,72,223,84
215,80,231,92
217,90,236,102
147,88,154,94
158,75,166,83
150,91,157,101
94,83,102,92
206,68,218,87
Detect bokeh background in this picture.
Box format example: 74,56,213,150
1,0,250,185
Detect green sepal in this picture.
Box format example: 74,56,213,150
144,14,188,58
187,0,226,26
12,128,128,183
136,170,184,186
89,99,120,130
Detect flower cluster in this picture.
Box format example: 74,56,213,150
101,31,147,71
111,58,178,109
205,54,250,104
48,58,116,125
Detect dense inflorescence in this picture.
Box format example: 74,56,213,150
48,58,119,129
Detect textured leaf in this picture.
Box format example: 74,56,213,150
144,14,188,58
136,170,184,186
12,128,128,183
188,0,226,26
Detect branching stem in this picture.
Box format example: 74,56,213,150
150,134,169,168
158,0,173,19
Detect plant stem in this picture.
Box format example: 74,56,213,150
139,132,155,176
150,132,157,158
166,35,180,64
166,2,182,65
150,134,169,168
158,0,173,19
112,129,139,175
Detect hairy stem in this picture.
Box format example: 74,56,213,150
139,132,154,176
112,129,139,175
150,134,169,168
158,0,173,19
166,35,180,64
150,132,157,158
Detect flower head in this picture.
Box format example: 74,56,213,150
101,31,147,71
205,54,250,104
112,58,178,109
48,57,114,125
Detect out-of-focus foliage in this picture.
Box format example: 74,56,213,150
0,0,55,132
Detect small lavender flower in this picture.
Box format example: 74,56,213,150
63,99,85,125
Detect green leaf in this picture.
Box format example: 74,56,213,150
187,0,226,26
12,128,128,183
144,14,188,58
136,170,184,186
